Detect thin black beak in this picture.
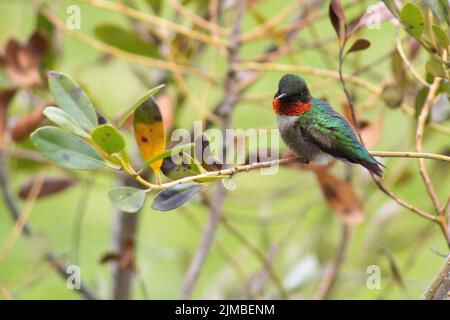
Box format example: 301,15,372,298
275,92,288,100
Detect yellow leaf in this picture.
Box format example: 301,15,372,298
133,98,165,179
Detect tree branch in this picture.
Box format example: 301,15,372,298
415,77,443,216
119,152,450,191
110,174,141,300
421,253,450,300
220,217,289,299
314,224,351,299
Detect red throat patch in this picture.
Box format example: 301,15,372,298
272,99,312,116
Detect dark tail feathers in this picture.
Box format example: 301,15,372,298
360,159,384,178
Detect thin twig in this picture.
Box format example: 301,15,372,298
396,37,430,88
220,217,290,299
71,177,93,265
182,206,256,298
166,0,229,36
232,61,382,95
239,0,304,41
415,77,443,216
119,152,450,191
82,0,227,48
179,184,228,299
415,75,449,245
32,1,218,83
0,173,44,263
250,202,315,296
314,224,352,299
334,28,449,246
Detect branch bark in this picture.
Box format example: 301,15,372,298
110,174,141,300
421,254,450,300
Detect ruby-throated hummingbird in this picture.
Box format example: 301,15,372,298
273,74,382,177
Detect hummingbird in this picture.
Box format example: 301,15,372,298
273,74,383,177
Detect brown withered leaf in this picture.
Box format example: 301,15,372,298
18,176,76,199
341,100,359,129
99,252,121,264
194,133,223,171
10,105,46,142
346,38,371,54
359,116,383,149
0,32,48,87
329,0,347,41
341,101,383,148
315,169,365,226
0,89,17,149
100,238,135,272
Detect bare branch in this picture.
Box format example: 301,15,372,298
415,77,443,216
32,0,218,83
179,184,228,299
314,224,352,299
220,217,290,299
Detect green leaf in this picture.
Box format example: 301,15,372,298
91,124,126,155
382,84,403,109
161,153,202,181
415,87,430,123
432,24,449,48
48,71,98,131
346,38,371,54
152,184,203,211
426,56,448,78
400,3,425,39
117,84,165,127
145,0,162,14
94,24,160,57
31,126,105,170
108,187,146,213
43,106,89,138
